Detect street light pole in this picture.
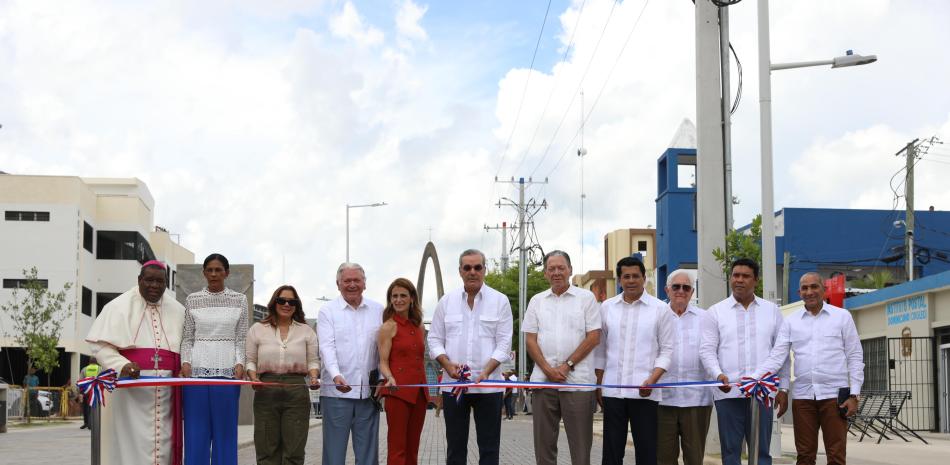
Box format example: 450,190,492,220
758,0,877,307
345,202,388,263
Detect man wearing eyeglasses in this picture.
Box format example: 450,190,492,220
428,249,514,465
318,263,384,465
657,270,711,465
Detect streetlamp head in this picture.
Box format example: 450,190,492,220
832,51,877,68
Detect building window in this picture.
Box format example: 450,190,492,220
96,230,156,263
5,211,50,221
83,222,94,253
861,337,888,392
3,278,49,289
96,292,121,315
637,240,648,252
81,287,93,316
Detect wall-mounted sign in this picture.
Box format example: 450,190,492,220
886,295,928,327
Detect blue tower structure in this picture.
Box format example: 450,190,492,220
655,147,698,300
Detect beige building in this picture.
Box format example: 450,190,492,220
574,227,657,299
844,271,950,433
0,174,194,385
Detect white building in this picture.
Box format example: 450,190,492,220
0,174,194,385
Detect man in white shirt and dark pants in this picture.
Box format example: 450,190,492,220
699,258,789,465
595,256,674,465
428,249,513,465
318,263,384,465
523,250,602,465
754,272,863,465
657,270,712,465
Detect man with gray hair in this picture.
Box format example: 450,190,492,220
428,249,513,465
318,262,384,465
753,272,864,465
523,250,601,465
657,270,711,465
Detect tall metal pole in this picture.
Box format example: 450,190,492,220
502,222,509,272
758,0,778,304
696,0,728,308
91,405,101,465
579,90,587,272
749,399,761,465
905,141,916,281
345,204,350,263
720,6,734,230
517,178,527,384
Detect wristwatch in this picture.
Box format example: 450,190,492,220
566,360,575,371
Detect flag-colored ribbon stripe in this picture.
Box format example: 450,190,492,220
450,364,472,403
77,368,118,407
738,372,780,407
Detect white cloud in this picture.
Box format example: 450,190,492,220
0,0,947,309
329,1,384,47
396,1,428,43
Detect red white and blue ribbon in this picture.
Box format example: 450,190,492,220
450,364,472,403
77,368,118,408
738,372,781,408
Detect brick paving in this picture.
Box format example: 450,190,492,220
238,411,627,464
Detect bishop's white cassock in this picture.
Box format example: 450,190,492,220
86,286,184,465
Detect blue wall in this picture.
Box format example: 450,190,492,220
655,147,697,300
780,207,950,303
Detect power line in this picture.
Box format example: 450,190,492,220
525,0,623,176
509,0,590,175
539,0,652,179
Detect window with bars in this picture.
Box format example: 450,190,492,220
861,336,888,392
3,278,49,289
5,211,50,221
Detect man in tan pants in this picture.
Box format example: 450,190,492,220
523,250,602,465
657,270,712,465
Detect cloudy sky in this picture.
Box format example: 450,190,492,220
2,0,948,317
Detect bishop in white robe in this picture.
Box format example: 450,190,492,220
86,261,185,465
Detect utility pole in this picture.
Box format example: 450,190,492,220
495,176,547,387
897,139,919,281
579,90,588,272
484,222,517,272
782,250,791,304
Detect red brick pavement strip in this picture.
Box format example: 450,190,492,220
238,411,634,465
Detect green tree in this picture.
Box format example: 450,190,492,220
0,267,74,422
484,261,549,373
851,270,893,289
712,214,764,295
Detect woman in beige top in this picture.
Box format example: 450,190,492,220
246,285,319,465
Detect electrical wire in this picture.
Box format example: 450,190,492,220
525,0,623,176
538,0,651,179
509,0,589,176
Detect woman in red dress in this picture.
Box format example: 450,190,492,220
377,277,429,465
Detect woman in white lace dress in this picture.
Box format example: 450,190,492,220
181,253,249,465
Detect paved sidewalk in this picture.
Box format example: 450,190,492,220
3,413,949,464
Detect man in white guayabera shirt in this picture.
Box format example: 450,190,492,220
657,270,712,465
699,258,789,465
318,263,384,465
523,250,601,465
595,255,674,465
428,249,513,465
753,272,863,465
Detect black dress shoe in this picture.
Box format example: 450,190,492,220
80,425,87,429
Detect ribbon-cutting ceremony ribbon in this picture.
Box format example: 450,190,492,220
77,368,118,408
738,372,781,408
450,364,472,403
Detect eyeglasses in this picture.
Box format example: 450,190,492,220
461,264,484,272
275,297,300,306
670,284,692,292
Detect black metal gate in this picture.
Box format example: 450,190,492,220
887,336,937,431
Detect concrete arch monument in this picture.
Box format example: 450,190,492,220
416,241,445,302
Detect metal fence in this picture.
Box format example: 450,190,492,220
862,337,888,392
887,337,937,431
5,386,75,420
